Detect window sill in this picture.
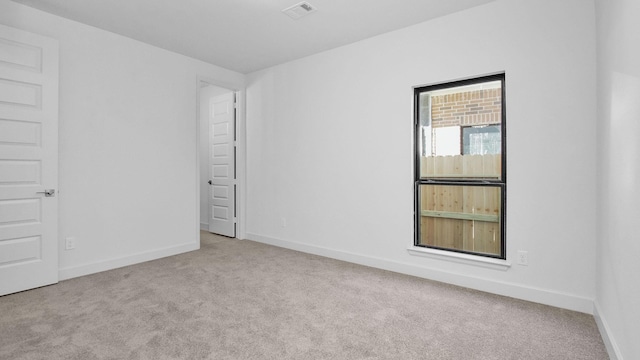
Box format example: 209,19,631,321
407,246,511,271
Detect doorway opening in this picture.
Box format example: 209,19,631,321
198,81,238,238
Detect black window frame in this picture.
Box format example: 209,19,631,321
414,73,507,259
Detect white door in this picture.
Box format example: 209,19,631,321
208,92,235,237
0,24,59,296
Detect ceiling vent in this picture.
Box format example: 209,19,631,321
282,2,317,20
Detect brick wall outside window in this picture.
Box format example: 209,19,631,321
431,88,502,128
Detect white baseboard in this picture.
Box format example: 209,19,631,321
594,302,623,360
246,233,594,314
58,242,200,281
200,222,208,231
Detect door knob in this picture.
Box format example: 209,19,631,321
208,180,212,185
37,189,56,197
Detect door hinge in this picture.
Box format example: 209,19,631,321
233,217,238,223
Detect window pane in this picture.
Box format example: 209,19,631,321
418,93,431,157
418,80,502,180
462,125,501,155
418,184,502,257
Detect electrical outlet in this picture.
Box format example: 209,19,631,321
517,250,528,266
65,237,75,250
281,217,287,227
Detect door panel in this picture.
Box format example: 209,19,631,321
0,160,41,184
207,92,235,237
0,198,41,225
0,119,41,145
0,24,58,296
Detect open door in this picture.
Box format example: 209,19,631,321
0,24,59,295
207,92,236,237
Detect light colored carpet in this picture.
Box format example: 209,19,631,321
1,231,608,359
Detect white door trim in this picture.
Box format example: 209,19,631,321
196,76,246,240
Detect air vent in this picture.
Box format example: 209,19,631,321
282,1,317,20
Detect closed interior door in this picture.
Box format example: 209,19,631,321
208,92,235,237
0,24,59,296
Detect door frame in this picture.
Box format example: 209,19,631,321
196,76,246,240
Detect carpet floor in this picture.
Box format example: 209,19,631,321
0,231,608,359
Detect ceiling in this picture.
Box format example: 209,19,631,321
12,0,496,74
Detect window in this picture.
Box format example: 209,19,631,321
414,74,506,259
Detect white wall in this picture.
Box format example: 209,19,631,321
595,0,640,358
245,0,597,313
0,1,245,279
